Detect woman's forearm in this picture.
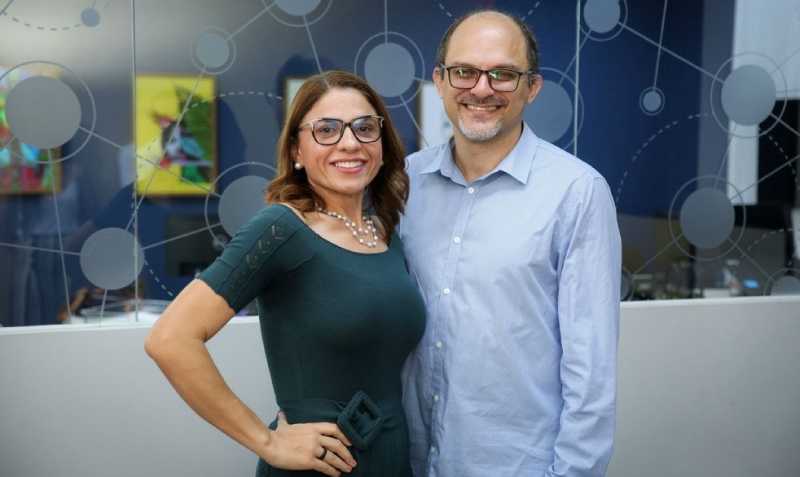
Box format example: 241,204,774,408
146,334,272,459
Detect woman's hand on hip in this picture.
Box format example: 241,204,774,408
263,411,357,476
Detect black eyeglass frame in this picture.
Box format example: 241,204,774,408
297,115,385,146
437,63,537,92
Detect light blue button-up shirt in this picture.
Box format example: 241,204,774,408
399,123,621,477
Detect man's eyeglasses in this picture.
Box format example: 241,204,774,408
439,64,535,92
298,115,384,146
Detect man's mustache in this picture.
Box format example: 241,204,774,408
457,95,507,107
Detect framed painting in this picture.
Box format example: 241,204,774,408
0,64,62,195
283,77,306,120
135,74,217,196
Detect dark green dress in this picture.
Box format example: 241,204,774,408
198,204,426,477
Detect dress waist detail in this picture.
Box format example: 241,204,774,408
278,391,403,450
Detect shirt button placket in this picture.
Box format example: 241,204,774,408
431,183,477,474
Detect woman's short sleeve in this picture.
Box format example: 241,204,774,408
197,205,307,312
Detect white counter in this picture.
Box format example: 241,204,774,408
1,296,799,477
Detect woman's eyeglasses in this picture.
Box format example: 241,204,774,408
298,115,384,145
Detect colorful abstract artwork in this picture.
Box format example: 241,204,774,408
135,74,217,196
0,65,61,195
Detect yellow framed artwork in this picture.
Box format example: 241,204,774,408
135,74,217,196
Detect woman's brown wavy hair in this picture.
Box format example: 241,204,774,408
266,70,408,242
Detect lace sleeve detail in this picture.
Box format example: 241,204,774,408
198,205,304,312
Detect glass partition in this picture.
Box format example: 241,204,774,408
0,0,797,327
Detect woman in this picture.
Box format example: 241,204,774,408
145,70,425,477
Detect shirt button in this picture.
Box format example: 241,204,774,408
435,341,443,349
442,288,451,295
433,394,440,402
431,446,438,454
453,236,461,244
467,187,475,194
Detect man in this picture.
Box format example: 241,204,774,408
399,9,621,477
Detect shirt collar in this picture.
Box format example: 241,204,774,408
419,142,448,175
418,122,539,185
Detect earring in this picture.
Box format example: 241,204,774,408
294,162,303,170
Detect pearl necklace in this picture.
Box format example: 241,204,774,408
316,207,379,248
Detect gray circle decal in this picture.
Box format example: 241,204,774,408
81,7,101,27
219,176,269,236
721,64,776,126
365,43,416,98
275,0,321,16
525,80,573,143
80,228,145,290
640,87,664,115
195,30,231,69
6,76,82,149
679,187,735,249
583,0,621,34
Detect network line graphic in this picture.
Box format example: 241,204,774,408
0,0,799,326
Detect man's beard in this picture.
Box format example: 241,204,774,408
457,117,503,142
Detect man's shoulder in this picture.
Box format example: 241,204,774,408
534,138,606,186
405,142,449,175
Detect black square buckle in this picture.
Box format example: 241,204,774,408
337,390,385,450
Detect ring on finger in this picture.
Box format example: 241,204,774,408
317,447,328,460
